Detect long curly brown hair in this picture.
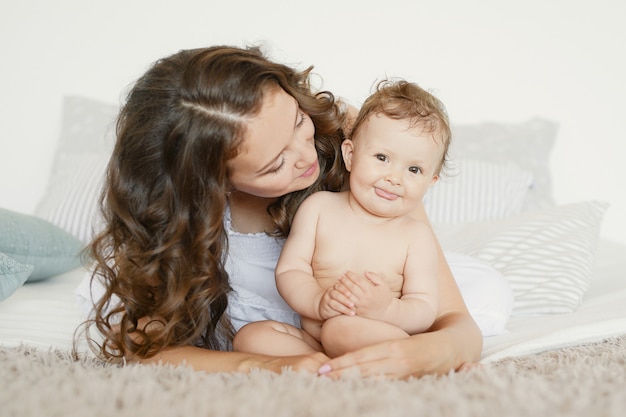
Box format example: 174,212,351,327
78,45,348,363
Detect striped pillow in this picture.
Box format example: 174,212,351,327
434,201,608,315
425,159,533,224
34,153,108,244
34,96,117,244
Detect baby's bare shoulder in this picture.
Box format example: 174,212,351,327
397,215,434,240
305,190,346,204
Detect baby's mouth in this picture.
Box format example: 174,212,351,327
375,187,398,201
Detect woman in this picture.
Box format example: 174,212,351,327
76,45,487,379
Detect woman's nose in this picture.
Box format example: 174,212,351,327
293,134,316,169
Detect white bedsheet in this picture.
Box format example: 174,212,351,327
1,239,625,361
0,267,87,351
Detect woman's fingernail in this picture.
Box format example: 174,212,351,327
318,364,332,374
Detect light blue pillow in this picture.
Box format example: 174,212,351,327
0,252,34,301
0,208,84,282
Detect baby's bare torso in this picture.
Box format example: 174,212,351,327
311,193,422,298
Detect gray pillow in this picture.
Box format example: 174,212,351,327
0,208,84,281
0,252,33,301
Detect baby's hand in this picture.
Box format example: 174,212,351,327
318,282,356,320
337,270,393,320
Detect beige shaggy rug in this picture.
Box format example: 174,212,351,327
2,335,626,417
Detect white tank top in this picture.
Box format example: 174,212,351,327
75,206,300,333
223,207,300,331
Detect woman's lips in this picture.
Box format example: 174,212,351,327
300,160,319,178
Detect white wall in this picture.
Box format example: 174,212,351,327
1,0,625,243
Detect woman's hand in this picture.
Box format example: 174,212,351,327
319,336,433,379
267,351,331,374
147,345,330,375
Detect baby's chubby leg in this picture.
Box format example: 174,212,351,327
320,315,409,358
233,320,322,356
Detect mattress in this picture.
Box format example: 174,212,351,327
1,239,624,363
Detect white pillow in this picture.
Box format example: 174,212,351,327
34,96,117,244
434,201,609,315
424,158,533,224
451,118,558,210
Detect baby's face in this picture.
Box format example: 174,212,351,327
343,113,443,219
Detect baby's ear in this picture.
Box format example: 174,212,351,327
341,139,354,172
430,175,439,187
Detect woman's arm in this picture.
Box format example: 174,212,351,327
141,345,329,374
117,314,329,373
318,203,482,379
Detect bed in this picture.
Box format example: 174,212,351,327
1,96,625,363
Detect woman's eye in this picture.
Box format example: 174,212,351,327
271,157,286,174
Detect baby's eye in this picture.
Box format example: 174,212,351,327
375,154,388,162
409,166,421,174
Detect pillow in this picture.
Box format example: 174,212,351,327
0,208,85,281
424,158,533,224
36,97,559,243
433,200,608,315
35,153,109,244
35,96,118,243
450,118,558,210
0,253,33,301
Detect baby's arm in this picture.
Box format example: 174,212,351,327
276,193,354,320
387,223,439,333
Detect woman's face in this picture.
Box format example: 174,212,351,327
227,86,319,198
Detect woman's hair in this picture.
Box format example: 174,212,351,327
350,79,452,176
79,45,348,363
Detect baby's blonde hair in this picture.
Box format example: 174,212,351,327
350,79,451,175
